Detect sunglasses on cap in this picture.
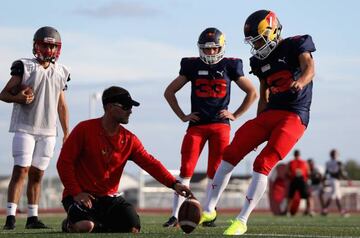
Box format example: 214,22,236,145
102,93,140,108
112,103,133,111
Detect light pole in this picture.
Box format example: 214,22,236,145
89,92,102,118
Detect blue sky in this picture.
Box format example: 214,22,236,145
0,0,359,177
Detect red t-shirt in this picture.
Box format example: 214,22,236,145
288,158,309,180
57,118,176,198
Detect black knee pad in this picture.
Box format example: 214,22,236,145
67,203,95,224
62,196,95,224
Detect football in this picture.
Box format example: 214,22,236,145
10,84,33,96
178,196,202,234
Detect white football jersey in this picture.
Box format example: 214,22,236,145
325,159,342,179
9,58,70,136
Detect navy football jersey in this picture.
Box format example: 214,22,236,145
249,35,316,126
180,57,244,127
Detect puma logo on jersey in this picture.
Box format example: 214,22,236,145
216,70,224,77
246,195,253,203
198,70,208,75
278,57,286,64
211,184,218,190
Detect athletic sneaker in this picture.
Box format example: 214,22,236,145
25,216,49,229
3,215,15,230
199,210,217,225
341,210,350,218
162,216,179,227
223,219,247,235
61,218,70,232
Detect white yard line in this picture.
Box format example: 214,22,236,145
246,233,357,238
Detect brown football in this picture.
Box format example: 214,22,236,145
178,196,202,234
10,84,32,95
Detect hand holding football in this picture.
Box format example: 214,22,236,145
10,84,33,96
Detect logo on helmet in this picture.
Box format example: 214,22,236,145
197,27,226,65
244,10,282,60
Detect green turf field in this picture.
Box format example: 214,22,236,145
0,213,359,237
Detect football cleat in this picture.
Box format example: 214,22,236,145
61,218,70,232
223,219,247,235
199,210,217,225
341,210,350,218
162,216,179,227
202,218,217,227
25,216,50,229
3,215,15,230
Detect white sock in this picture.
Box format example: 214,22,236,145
205,161,234,212
6,202,17,216
203,178,213,205
171,177,190,218
236,171,268,223
28,204,38,217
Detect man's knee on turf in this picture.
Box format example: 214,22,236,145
72,220,94,233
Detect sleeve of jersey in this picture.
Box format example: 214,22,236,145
63,74,70,91
229,59,245,80
292,35,316,56
56,123,84,196
10,60,24,76
249,58,262,79
130,135,176,188
61,65,71,91
228,59,244,81
179,58,192,77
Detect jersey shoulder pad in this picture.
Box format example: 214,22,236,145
180,57,199,65
223,57,242,65
180,57,200,76
288,35,316,54
223,57,243,69
10,60,24,76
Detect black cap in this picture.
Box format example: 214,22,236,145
102,86,140,107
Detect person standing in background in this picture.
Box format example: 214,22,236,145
322,149,350,217
286,150,312,216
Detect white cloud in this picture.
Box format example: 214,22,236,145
0,26,193,84
61,33,192,83
73,1,161,18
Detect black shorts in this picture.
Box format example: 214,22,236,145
288,177,310,199
62,195,140,232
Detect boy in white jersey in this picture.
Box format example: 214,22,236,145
0,26,70,230
322,149,350,217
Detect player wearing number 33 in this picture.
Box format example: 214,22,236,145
163,27,257,227
200,10,316,235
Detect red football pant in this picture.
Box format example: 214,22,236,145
180,123,230,179
223,110,306,175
